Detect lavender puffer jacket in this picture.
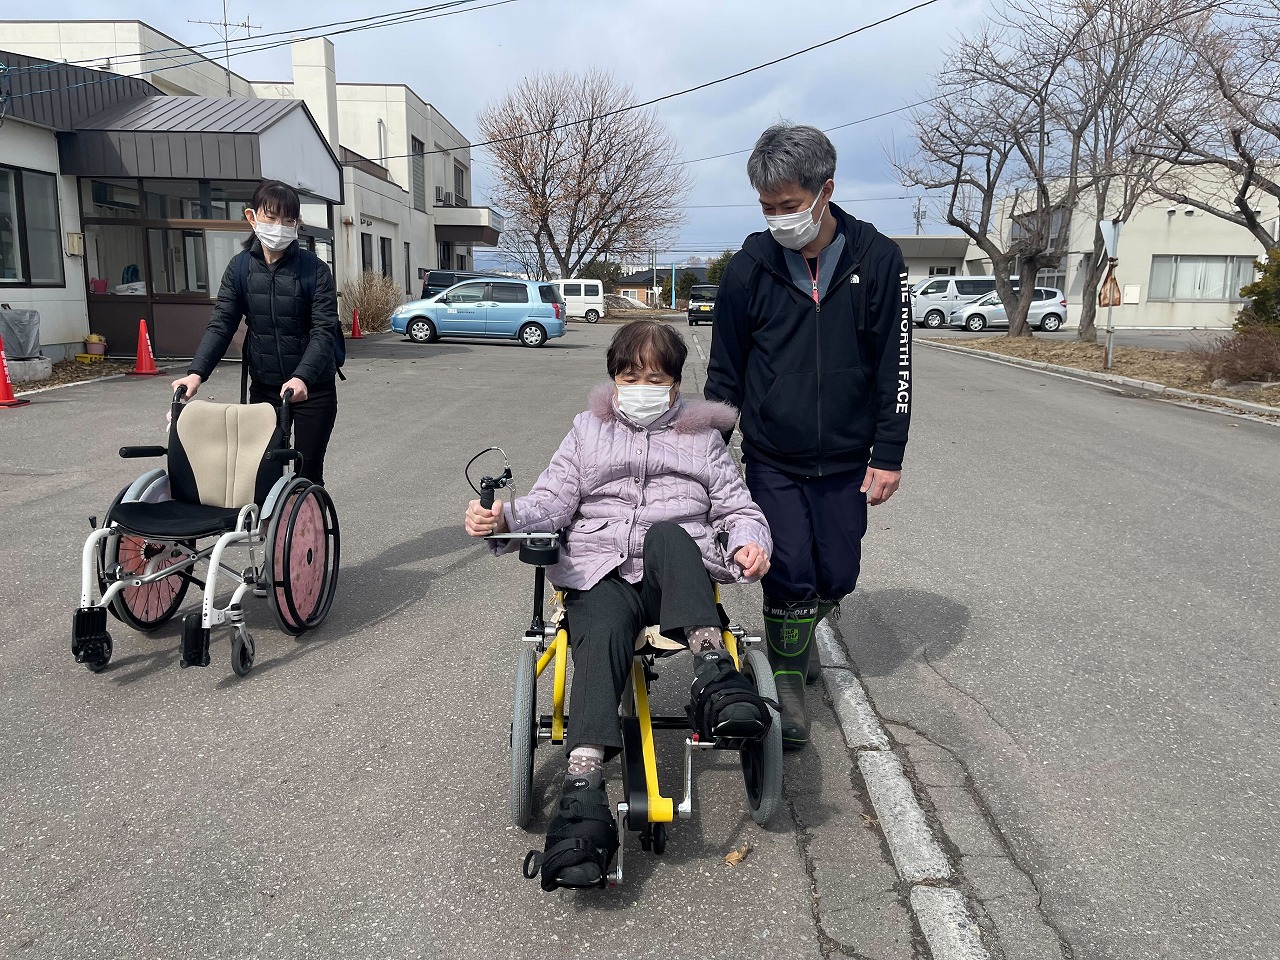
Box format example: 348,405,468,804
491,384,772,591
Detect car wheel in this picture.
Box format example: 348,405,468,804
519,323,547,347
1040,314,1063,332
924,310,945,328
407,317,437,344
965,315,986,332
584,309,600,323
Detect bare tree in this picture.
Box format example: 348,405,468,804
1137,2,1280,253
478,69,691,280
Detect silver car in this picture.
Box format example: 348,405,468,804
949,288,1068,332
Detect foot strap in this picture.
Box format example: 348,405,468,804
526,782,618,891
687,652,776,742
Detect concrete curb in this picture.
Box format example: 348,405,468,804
918,338,1280,419
815,624,992,958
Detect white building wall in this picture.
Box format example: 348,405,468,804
0,119,88,359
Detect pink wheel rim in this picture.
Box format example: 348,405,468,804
117,537,185,623
273,490,327,629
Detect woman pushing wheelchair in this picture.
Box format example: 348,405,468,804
464,320,775,890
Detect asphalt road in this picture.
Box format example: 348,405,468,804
0,329,918,960
841,342,1279,959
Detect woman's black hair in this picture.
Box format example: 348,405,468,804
243,179,303,249
606,320,688,382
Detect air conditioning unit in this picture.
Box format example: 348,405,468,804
442,192,455,206
434,186,445,204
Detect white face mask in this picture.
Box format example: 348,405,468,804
616,383,674,426
765,192,825,250
250,212,298,252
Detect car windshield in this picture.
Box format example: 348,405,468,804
689,286,717,301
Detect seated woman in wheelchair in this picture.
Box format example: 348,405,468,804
464,319,774,889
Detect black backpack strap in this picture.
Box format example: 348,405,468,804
234,252,252,404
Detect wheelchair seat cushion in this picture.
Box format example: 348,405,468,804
111,500,242,539
169,400,284,510
688,650,775,743
523,779,617,892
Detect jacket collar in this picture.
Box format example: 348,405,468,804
248,237,300,267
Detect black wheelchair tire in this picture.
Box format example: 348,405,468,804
83,633,113,673
511,646,538,829
230,627,254,677
740,648,783,825
652,822,667,855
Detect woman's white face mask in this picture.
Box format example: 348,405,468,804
248,210,298,252
616,383,675,426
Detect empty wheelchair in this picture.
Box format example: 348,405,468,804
498,524,783,886
72,386,339,677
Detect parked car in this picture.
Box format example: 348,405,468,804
550,279,606,323
687,284,718,325
420,269,503,300
949,288,1068,332
912,276,998,328
391,278,567,347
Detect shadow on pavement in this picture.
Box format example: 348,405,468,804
845,588,972,678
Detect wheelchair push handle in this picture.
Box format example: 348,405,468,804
479,468,511,510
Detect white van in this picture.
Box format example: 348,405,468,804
551,279,606,323
912,276,999,328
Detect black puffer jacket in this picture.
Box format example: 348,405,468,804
189,239,339,390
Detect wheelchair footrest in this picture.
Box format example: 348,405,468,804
72,607,111,663
180,611,211,668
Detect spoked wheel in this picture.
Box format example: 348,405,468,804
266,480,340,635
98,484,192,631
739,648,783,825
511,646,538,829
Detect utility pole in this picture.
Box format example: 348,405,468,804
913,197,926,236
189,1,259,96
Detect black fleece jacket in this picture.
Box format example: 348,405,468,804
704,203,912,477
189,239,339,390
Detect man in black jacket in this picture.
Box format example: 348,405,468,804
705,123,911,750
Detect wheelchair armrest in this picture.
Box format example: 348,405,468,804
119,445,167,459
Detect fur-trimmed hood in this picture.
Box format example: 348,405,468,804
587,382,738,435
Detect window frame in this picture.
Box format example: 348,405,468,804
0,163,66,289
1148,254,1257,302
361,232,374,273
379,235,394,280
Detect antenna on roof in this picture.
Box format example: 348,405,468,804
190,1,260,97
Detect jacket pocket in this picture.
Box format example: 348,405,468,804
752,372,820,458
821,366,874,452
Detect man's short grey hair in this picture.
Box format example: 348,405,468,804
747,123,837,195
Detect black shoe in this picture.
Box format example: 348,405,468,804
764,599,819,750
688,650,773,742
523,778,617,892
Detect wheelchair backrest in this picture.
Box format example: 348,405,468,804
168,400,285,509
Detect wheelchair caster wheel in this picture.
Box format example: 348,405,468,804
652,823,667,855
639,828,651,852
72,607,113,673
230,625,255,677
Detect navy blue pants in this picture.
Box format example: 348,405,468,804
744,460,869,603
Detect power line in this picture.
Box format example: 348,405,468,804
359,0,944,164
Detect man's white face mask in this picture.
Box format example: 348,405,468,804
764,191,825,250
616,383,674,426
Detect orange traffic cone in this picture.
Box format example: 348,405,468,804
0,335,31,408
126,318,162,376
350,308,364,339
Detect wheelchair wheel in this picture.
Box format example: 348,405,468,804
230,625,255,677
510,646,537,829
740,648,783,825
98,484,191,631
266,480,340,636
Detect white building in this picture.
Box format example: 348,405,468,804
0,21,501,360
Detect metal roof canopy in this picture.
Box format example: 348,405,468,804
58,96,343,203
892,236,971,260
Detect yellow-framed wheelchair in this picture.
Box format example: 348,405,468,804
72,386,339,677
501,530,783,885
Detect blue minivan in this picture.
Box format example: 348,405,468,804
390,278,567,347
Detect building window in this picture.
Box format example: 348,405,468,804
380,236,393,280
361,233,374,273
1148,255,1257,302
147,228,208,295
411,138,427,214
456,253,467,271
0,165,65,287
454,164,466,204
404,242,412,294
928,265,957,276
438,240,453,270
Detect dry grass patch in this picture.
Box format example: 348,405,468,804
927,336,1280,408
15,358,138,393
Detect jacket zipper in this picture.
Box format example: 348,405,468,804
268,262,286,382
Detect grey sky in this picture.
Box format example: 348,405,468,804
20,0,992,259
